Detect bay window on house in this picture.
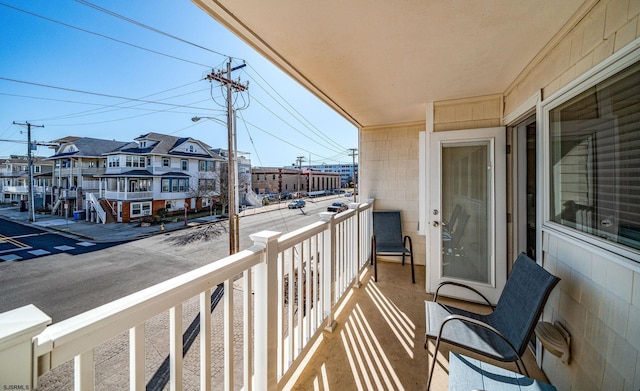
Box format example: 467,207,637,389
546,59,640,255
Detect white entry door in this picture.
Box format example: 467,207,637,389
428,127,506,304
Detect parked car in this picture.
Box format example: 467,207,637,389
288,199,306,209
327,202,348,213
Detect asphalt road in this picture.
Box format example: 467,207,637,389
0,217,127,262
0,197,345,322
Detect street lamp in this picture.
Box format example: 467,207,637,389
192,114,238,254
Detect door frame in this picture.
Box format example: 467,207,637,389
427,126,507,304
505,91,542,267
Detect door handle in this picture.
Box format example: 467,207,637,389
433,221,439,227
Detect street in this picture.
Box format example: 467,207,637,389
0,197,347,321
0,217,128,262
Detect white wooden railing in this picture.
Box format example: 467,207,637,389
0,201,373,391
86,192,106,224
103,190,154,200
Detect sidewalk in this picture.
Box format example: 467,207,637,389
0,194,344,242
0,206,219,242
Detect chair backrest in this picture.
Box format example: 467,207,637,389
373,211,403,245
448,204,462,231
491,252,560,355
449,212,470,248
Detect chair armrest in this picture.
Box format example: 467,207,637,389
437,314,519,361
403,235,413,253
434,281,495,310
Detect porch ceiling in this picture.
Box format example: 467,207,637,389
192,0,590,128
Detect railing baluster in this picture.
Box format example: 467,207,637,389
224,279,234,391
170,305,182,391
244,270,254,391
320,212,337,332
74,349,94,391
297,242,303,352
129,324,145,391
200,290,212,390
288,245,295,365
305,237,312,342
277,252,284,378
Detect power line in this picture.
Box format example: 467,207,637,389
0,77,215,111
74,0,230,59
246,65,347,152
0,2,214,68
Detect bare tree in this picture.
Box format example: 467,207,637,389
188,171,220,213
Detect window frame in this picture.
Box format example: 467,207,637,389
130,201,151,217
540,38,640,262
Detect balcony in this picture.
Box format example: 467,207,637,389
103,190,154,200
1,185,28,194
0,201,548,390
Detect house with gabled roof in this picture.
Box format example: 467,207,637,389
96,132,225,223
48,136,136,214
0,155,53,207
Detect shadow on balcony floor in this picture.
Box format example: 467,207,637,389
291,259,549,390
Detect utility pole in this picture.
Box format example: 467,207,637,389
295,156,305,195
348,148,358,202
13,121,44,222
205,59,248,255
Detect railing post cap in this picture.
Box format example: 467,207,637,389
319,212,334,222
249,230,282,244
0,304,51,350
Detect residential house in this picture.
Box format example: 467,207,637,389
98,132,224,222
48,136,135,215
0,155,53,208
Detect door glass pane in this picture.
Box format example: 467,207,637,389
441,142,492,284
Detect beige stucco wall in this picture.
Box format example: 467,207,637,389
502,1,640,390
359,122,426,266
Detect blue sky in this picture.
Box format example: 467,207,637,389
0,0,357,167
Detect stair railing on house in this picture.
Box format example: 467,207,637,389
86,192,106,224
0,201,373,391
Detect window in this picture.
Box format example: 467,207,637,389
108,156,120,167
161,178,189,193
199,160,215,171
131,202,151,217
181,160,188,170
125,156,146,168
163,158,170,167
546,58,640,253
198,179,216,192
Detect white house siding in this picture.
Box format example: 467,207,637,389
359,122,426,265
502,1,640,390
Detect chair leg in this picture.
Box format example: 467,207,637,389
410,252,415,284
425,337,441,391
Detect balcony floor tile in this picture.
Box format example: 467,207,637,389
291,260,549,390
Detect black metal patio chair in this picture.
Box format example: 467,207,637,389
424,252,560,390
371,211,415,283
